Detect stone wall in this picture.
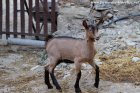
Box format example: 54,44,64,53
55,1,140,54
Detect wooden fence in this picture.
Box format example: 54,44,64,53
0,0,57,40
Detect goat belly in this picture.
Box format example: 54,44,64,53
58,59,74,64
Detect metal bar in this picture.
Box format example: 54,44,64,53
13,0,17,38
35,0,40,35
8,38,45,48
1,31,47,37
20,0,25,38
6,0,10,39
0,0,2,38
51,0,56,33
42,0,48,36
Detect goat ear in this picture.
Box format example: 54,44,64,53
83,20,88,29
96,17,104,26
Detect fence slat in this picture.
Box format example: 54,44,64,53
0,0,2,38
51,0,57,33
35,0,40,35
13,0,17,38
28,0,32,35
20,0,25,38
6,0,10,39
43,0,48,36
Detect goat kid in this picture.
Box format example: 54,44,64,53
44,20,100,93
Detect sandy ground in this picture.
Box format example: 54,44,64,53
0,45,140,93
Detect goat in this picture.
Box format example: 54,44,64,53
44,19,101,93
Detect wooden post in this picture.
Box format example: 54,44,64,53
42,0,48,36
51,0,56,33
35,0,40,35
6,0,10,39
20,0,25,38
0,0,2,39
13,0,17,38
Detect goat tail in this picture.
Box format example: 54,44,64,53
46,35,53,41
45,35,54,46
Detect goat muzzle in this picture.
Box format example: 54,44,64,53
96,36,100,41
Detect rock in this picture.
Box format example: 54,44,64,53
136,44,140,53
136,48,140,53
59,63,67,68
22,64,31,69
30,65,44,73
132,57,140,63
10,45,20,52
75,0,91,7
73,14,86,19
63,71,71,79
82,63,92,70
0,54,23,65
125,40,136,46
136,31,140,35
56,63,71,70
107,13,113,18
0,39,8,45
64,3,71,7
95,59,103,66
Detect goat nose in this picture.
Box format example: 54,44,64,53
96,37,100,40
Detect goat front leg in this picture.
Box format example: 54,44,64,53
74,59,82,93
88,61,100,88
48,58,62,92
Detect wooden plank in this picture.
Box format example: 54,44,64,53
20,0,25,38
28,0,32,35
6,0,10,39
51,0,56,33
1,31,46,37
13,0,17,38
35,0,40,35
24,0,39,40
42,0,48,35
0,0,2,38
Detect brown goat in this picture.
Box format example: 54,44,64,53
44,20,100,93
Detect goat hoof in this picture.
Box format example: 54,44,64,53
48,85,53,89
75,88,82,93
58,89,62,92
56,87,62,92
94,83,99,88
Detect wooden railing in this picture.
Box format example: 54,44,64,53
0,0,57,40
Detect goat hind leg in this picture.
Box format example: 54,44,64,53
44,67,53,89
50,70,62,92
48,59,62,92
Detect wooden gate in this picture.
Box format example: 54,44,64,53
0,0,57,40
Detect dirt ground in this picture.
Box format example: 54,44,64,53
0,45,140,93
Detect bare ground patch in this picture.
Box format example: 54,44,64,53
99,47,140,83
0,45,140,93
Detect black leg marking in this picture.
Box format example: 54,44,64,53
45,68,53,89
74,71,82,93
94,65,99,88
50,72,62,92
